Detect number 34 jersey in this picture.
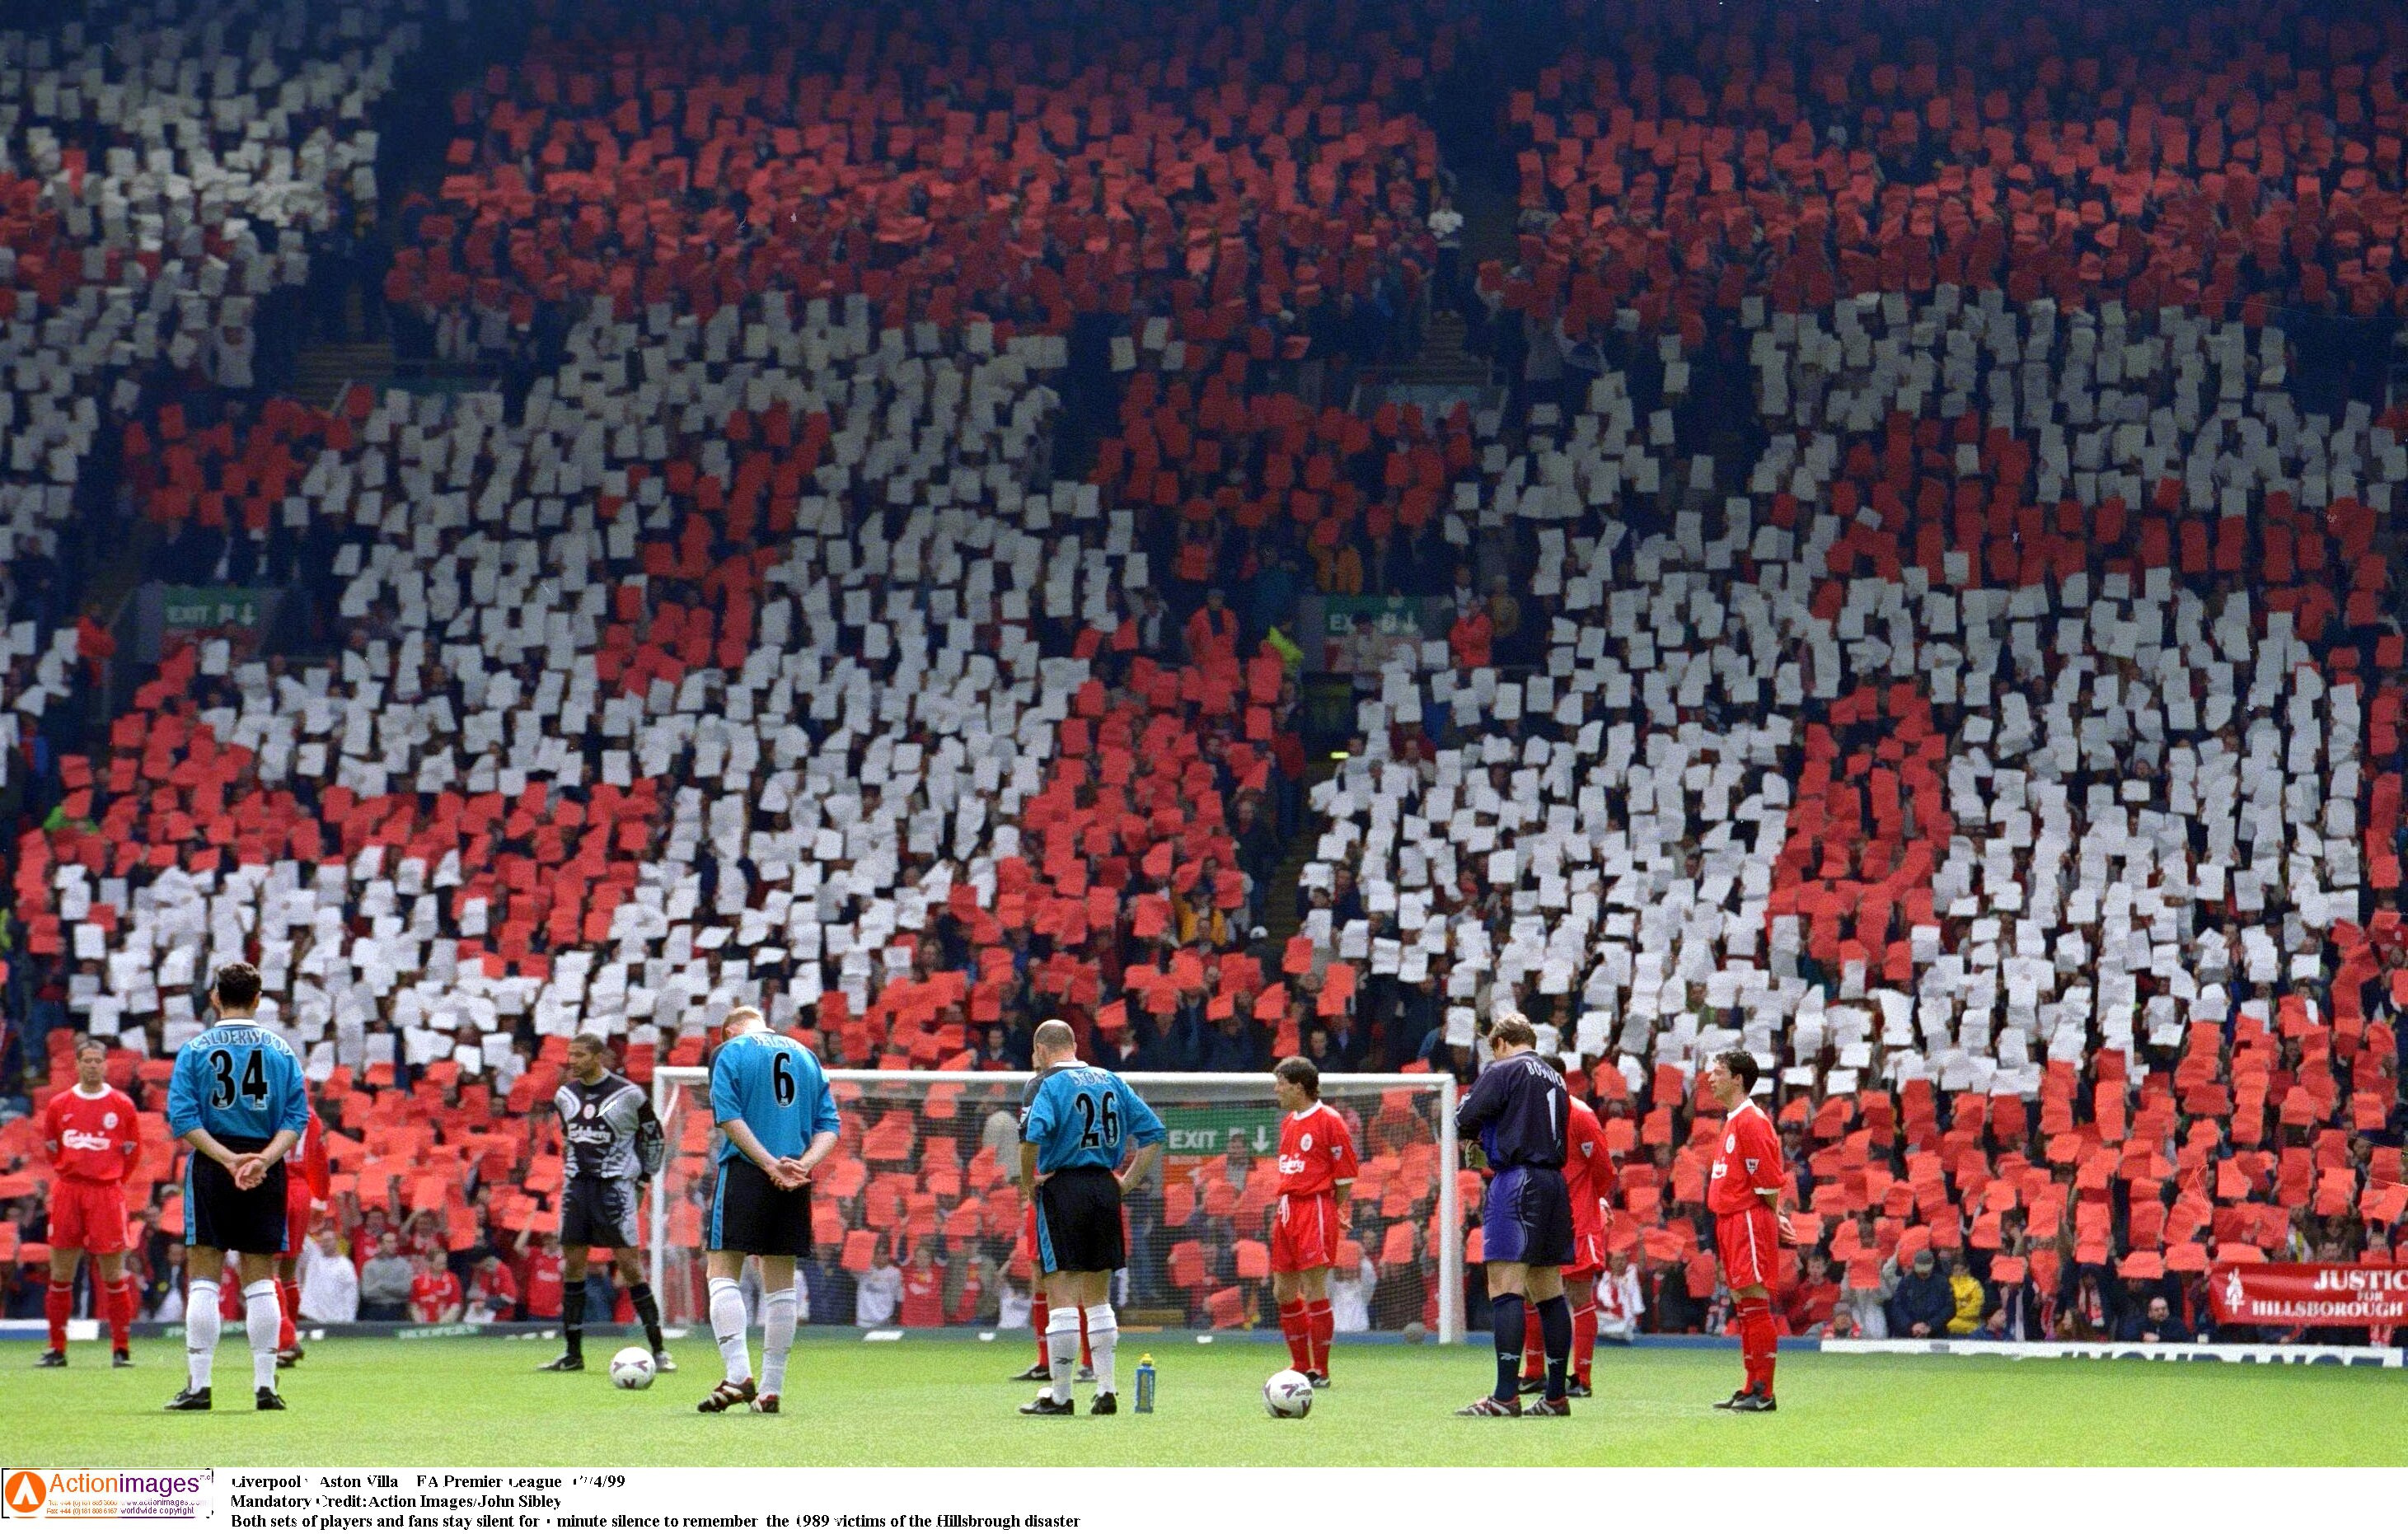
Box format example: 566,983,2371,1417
708,1030,840,1165
167,1022,309,1145
1020,1061,1167,1175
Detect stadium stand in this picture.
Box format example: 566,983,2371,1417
388,0,1449,359
1309,293,2407,1334
1489,0,2408,339
0,0,423,787
2,0,2406,1348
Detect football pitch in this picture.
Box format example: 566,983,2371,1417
5,1335,2402,1467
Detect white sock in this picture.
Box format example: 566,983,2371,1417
708,1278,752,1384
185,1281,221,1392
1045,1306,1080,1403
244,1279,281,1391
1084,1303,1119,1396
759,1288,798,1396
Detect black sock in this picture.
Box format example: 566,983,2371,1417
1536,1294,1572,1401
630,1283,663,1353
562,1285,586,1359
1490,1293,1525,1403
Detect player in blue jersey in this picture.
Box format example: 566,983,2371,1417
1453,1012,1575,1419
162,963,309,1412
696,1006,839,1415
1017,1019,1165,1416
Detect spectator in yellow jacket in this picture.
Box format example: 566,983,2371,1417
1946,1254,1986,1336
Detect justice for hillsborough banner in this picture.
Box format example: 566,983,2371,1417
2209,1264,2408,1327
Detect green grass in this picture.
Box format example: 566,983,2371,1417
5,1334,2404,1466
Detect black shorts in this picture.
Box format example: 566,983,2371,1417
561,1175,643,1251
184,1136,290,1256
1036,1167,1125,1275
709,1158,812,1258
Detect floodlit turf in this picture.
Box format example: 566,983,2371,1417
5,1334,2404,1466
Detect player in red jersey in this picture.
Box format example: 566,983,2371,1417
273,1109,330,1365
36,1039,143,1367
1271,1057,1358,1387
1520,1092,1612,1396
1704,1049,1792,1412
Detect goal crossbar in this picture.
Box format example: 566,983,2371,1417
650,1068,1462,1344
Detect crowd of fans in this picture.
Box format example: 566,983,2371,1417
3,0,2408,1349
1485,0,2408,345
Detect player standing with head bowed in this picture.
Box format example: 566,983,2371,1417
37,1037,143,1368
1017,1019,1166,1416
163,962,309,1411
1453,1012,1575,1418
1270,1056,1357,1389
540,1032,672,1375
696,1006,840,1415
1704,1048,1792,1412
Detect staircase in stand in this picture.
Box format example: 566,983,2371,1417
1258,755,1344,956
289,340,396,410
1392,309,1491,391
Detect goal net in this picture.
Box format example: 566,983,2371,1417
649,1069,1464,1344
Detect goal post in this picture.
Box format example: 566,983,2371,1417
650,1069,1463,1344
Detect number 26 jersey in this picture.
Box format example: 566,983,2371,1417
1020,1062,1166,1175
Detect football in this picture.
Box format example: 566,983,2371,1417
1263,1368,1314,1419
608,1347,657,1391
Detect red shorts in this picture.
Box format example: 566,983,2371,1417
279,1183,315,1259
1564,1227,1606,1282
1715,1205,1778,1292
1270,1192,1338,1274
48,1178,129,1255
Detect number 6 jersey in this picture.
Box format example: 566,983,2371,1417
708,1028,840,1164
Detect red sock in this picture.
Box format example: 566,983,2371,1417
1305,1299,1333,1377
279,1280,302,1352
1734,1298,1762,1392
1032,1294,1050,1369
109,1279,136,1352
1520,1304,1544,1381
1753,1305,1779,1397
1278,1300,1311,1372
1079,1307,1093,1370
1572,1300,1598,1385
45,1281,72,1353
1738,1298,1777,1396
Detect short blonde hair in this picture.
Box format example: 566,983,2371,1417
724,1006,766,1034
